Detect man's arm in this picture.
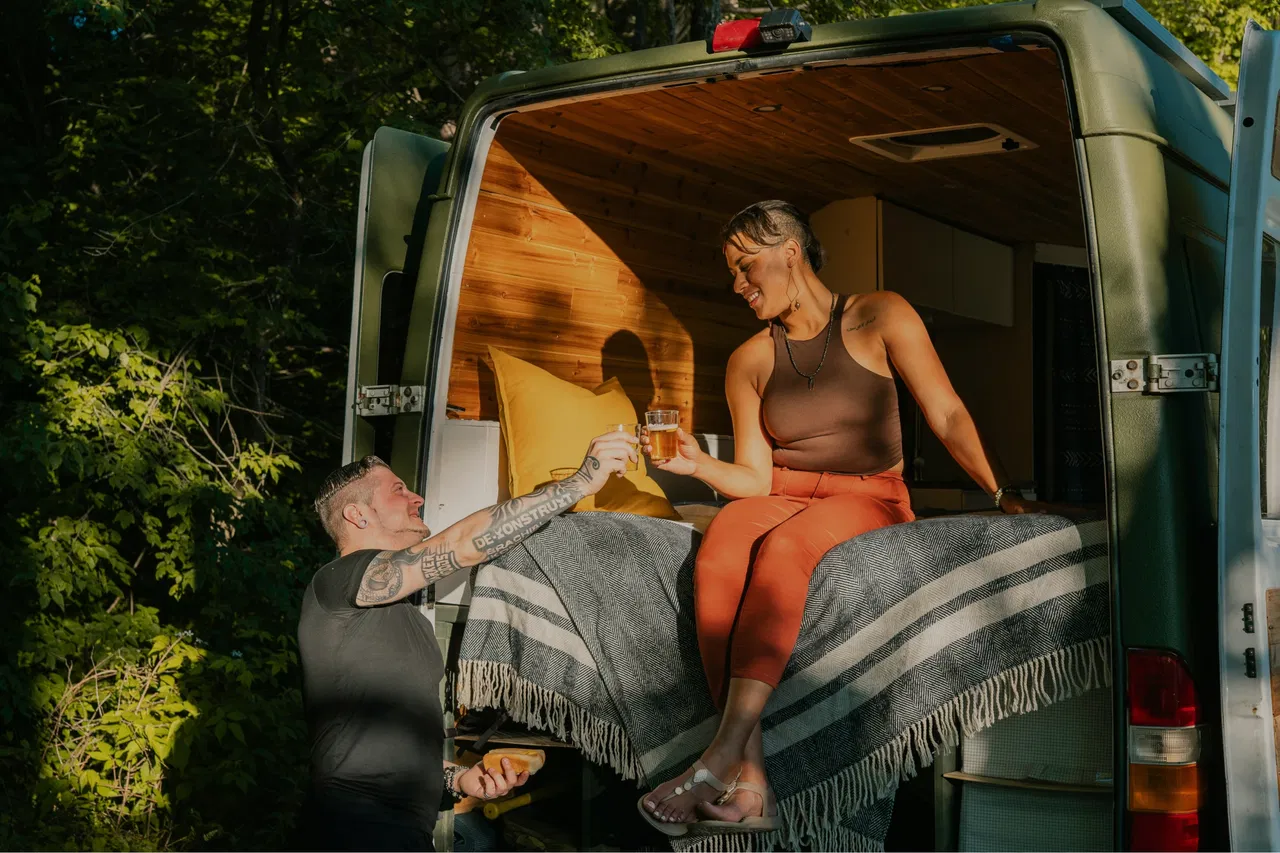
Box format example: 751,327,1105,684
354,431,636,607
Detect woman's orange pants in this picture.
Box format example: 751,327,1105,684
694,468,915,706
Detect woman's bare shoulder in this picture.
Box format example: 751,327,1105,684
727,328,774,381
730,327,773,362
841,291,915,330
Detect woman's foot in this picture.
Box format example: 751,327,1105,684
642,750,740,825
696,784,766,823
696,761,769,824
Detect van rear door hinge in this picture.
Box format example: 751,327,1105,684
1109,353,1219,394
355,384,426,416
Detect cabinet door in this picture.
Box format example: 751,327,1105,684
953,228,1014,326
809,197,879,295
880,201,953,313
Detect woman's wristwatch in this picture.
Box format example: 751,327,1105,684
993,485,1022,511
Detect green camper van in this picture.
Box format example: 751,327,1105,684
341,0,1280,848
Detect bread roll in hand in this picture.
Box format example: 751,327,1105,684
481,748,546,776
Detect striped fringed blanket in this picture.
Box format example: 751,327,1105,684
456,511,1110,851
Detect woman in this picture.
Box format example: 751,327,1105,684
638,200,1044,835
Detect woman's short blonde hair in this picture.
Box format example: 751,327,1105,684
721,200,826,272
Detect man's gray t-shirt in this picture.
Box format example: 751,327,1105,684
299,550,444,842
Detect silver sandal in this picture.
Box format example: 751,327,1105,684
636,760,738,837
689,781,782,834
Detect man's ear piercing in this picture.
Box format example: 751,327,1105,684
358,519,368,529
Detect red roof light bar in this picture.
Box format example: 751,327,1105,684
712,18,765,53
712,11,810,53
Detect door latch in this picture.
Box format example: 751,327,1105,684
354,385,426,417
1109,353,1218,393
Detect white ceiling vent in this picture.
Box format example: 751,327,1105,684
849,123,1037,163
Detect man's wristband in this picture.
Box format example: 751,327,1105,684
441,765,467,808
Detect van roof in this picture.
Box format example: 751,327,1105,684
462,0,1230,107
444,0,1234,192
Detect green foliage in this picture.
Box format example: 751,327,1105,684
1142,0,1280,86
34,638,202,848
0,266,318,849
2,0,625,845
0,0,1263,848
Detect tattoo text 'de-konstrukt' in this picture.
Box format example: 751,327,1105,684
470,464,594,558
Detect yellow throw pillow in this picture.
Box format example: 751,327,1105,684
487,346,681,520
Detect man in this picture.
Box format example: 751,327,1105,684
299,430,638,850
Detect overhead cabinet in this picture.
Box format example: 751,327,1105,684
812,196,1015,326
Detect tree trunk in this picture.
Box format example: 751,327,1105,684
691,0,720,44
632,0,647,50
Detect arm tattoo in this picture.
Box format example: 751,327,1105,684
367,537,466,594
358,461,596,605
470,463,595,561
846,315,877,332
360,534,466,607
357,554,405,605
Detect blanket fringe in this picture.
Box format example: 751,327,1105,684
462,638,1110,853
674,824,884,853
734,636,1114,852
456,659,645,781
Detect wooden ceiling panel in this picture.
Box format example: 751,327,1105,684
497,47,1081,246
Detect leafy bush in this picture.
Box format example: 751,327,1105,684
0,272,318,849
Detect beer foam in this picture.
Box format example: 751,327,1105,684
647,423,678,431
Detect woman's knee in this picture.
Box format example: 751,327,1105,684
694,537,751,605
695,528,749,579
753,525,823,577
698,500,791,564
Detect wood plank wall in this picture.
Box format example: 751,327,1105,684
446,118,785,435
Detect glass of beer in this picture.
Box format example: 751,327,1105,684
606,423,640,472
645,409,680,463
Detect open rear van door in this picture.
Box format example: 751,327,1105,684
1218,19,1280,849
343,127,451,472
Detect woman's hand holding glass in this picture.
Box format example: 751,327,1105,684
641,425,701,476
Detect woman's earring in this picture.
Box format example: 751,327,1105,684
358,519,368,529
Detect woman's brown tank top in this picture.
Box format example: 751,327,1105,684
760,301,904,475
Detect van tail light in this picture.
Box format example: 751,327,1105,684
712,19,764,52
1128,763,1202,812
1128,648,1198,726
1126,648,1203,852
1130,812,1200,851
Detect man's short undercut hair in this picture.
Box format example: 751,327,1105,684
721,200,827,273
314,455,391,545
